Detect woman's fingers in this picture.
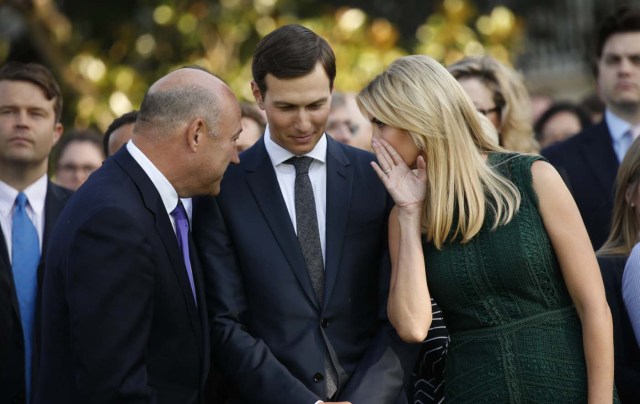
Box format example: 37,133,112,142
370,161,390,184
372,139,394,172
378,138,405,167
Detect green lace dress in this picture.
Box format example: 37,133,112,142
424,153,616,403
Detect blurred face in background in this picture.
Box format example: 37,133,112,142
236,116,263,152
327,104,357,145
597,32,640,115
457,77,502,131
538,111,582,148
107,122,134,156
55,139,103,190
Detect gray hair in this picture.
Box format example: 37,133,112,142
137,84,220,137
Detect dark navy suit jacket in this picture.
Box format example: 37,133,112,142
193,136,419,404
0,181,72,404
541,121,618,249
35,148,211,404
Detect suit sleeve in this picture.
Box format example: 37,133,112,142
337,195,420,404
194,197,320,404
67,207,155,403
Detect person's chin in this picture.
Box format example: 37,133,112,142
288,137,319,155
209,181,222,196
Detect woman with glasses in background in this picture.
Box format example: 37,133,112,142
448,56,539,154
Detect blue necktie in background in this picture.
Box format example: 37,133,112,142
11,192,40,403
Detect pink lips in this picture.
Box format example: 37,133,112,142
291,133,314,143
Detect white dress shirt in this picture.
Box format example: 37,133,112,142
0,175,48,263
126,141,192,229
264,125,328,263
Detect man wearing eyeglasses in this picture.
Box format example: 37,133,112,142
52,129,105,191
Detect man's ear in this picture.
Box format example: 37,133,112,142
188,118,206,152
251,81,264,109
52,123,64,146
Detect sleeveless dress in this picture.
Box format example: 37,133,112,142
424,153,616,403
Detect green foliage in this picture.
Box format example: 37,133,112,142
0,0,523,131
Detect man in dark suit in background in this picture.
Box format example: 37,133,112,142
542,6,640,250
193,24,418,404
0,61,71,404
35,67,242,403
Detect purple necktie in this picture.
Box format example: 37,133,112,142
170,202,197,304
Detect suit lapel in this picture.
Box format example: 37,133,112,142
114,149,203,341
323,138,352,305
39,183,72,284
34,183,72,375
189,232,209,384
243,140,319,308
0,226,15,320
579,122,619,194
0,227,9,270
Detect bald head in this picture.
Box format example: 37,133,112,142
130,66,242,197
135,68,233,139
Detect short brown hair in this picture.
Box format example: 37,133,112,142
596,6,640,59
0,61,63,122
252,24,336,95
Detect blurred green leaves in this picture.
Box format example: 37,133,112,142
0,0,522,131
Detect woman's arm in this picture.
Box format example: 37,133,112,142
371,138,431,342
622,243,640,347
533,160,614,404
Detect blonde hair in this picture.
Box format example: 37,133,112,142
357,55,521,249
598,138,640,256
447,56,539,153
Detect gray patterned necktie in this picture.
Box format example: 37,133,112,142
288,156,324,301
287,156,337,398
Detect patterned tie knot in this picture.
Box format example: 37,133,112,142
16,192,28,209
287,156,314,175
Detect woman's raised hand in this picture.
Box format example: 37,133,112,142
371,138,427,212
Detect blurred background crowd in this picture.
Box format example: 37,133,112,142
0,0,622,132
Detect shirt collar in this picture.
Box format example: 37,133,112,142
0,174,48,217
263,124,328,167
126,140,179,216
606,109,635,142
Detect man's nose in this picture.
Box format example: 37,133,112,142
230,146,240,164
294,110,312,131
15,110,29,127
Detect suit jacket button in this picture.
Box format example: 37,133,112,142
321,318,329,328
313,372,324,382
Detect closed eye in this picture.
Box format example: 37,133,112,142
371,117,385,128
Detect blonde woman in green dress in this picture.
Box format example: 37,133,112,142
357,55,617,403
